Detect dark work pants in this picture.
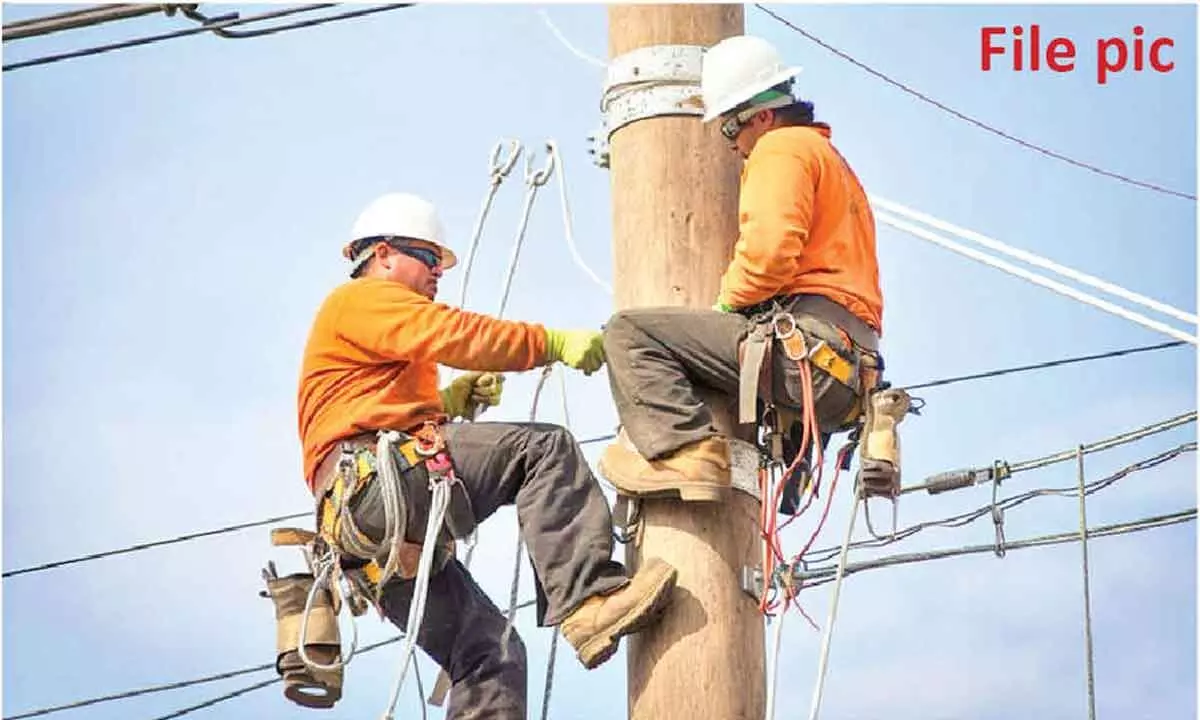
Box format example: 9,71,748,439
603,306,859,461
351,421,628,720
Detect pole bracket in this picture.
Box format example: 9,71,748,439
590,43,707,169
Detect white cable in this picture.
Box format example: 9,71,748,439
536,9,605,69
764,610,787,720
807,494,861,720
547,139,613,295
870,194,1198,326
876,211,1198,346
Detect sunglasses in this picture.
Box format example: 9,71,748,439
389,243,442,270
720,115,744,141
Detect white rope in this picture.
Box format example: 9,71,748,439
1076,447,1098,720
456,139,523,310
876,211,1198,345
535,9,605,68
296,558,360,672
547,139,613,295
764,610,787,720
870,195,1197,326
806,494,861,720
380,476,452,720
496,145,556,320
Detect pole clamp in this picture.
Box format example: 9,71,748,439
589,44,707,169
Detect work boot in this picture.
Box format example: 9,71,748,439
560,557,678,669
598,434,731,502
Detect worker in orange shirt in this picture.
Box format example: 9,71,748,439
599,35,898,507
297,192,677,718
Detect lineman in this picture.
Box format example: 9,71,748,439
599,34,892,502
297,192,678,718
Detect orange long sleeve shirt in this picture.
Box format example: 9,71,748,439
717,124,884,334
297,277,549,491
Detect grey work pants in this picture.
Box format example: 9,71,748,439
349,421,628,720
603,306,860,461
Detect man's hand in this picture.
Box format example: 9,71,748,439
544,329,605,375
440,372,505,419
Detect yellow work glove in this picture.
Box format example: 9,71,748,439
440,372,505,419
544,328,605,375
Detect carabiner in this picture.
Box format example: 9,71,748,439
489,138,522,182
525,142,557,187
771,311,798,340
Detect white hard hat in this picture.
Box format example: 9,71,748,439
700,35,803,123
343,192,458,276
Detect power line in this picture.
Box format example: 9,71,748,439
753,4,1196,202
2,4,190,42
798,508,1196,588
4,340,1191,581
4,597,538,720
806,439,1195,566
902,339,1189,391
1,431,617,579
2,4,416,73
178,4,415,40
7,342,1191,579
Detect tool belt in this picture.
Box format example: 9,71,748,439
313,422,477,594
737,294,884,511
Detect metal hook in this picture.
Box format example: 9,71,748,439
525,142,557,187
489,138,522,182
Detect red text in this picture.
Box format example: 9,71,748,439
980,24,1175,85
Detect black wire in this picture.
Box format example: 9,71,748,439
753,4,1197,201
2,4,416,72
1,511,310,578
1,432,617,580
900,340,1188,391
3,597,540,720
180,4,414,40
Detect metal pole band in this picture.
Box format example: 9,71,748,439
591,44,707,168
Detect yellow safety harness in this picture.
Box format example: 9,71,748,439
261,421,468,712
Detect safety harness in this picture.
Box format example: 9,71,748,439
732,294,911,616
260,421,476,715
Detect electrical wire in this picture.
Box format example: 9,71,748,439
803,441,1195,566
179,4,414,40
0,432,617,579
10,344,1189,581
2,4,416,72
5,598,539,720
797,508,1195,589
753,4,1196,201
901,340,1189,391
876,210,1198,345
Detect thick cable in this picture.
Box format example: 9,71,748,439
2,4,182,42
1008,413,1196,474
871,195,1197,326
764,611,787,720
753,4,1196,201
1077,447,1098,720
3,5,411,72
179,4,413,40
798,509,1195,589
876,210,1197,345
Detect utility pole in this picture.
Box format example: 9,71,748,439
598,5,764,719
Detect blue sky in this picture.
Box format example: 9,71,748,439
3,3,1195,719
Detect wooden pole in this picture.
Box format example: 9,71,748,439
605,5,764,720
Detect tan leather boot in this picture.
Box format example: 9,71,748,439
598,435,731,502
560,557,678,669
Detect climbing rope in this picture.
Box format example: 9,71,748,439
456,138,523,310
496,144,556,319
547,138,612,295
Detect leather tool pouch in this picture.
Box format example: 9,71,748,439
266,572,344,709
